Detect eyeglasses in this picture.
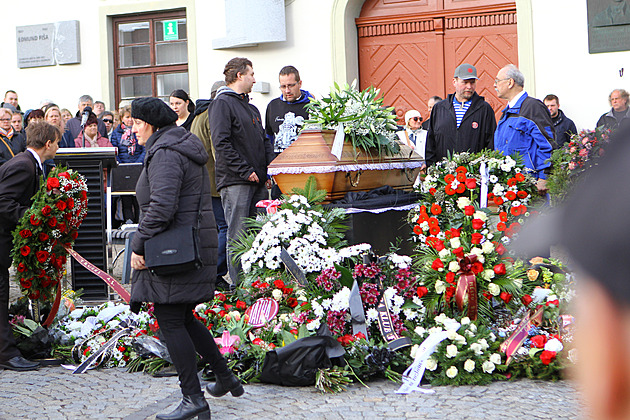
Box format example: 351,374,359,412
279,83,297,90
102,119,113,124
411,117,422,122
494,78,510,84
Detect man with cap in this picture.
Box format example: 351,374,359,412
397,109,427,159
494,64,555,194
425,63,496,166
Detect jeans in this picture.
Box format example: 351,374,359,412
153,303,229,396
212,196,228,279
220,183,268,284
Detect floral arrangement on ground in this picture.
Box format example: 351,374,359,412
11,166,88,302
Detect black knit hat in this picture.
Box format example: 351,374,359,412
131,97,178,129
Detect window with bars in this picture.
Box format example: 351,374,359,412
113,10,189,107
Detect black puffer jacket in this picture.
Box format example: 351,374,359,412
425,92,496,166
130,125,218,304
209,87,275,191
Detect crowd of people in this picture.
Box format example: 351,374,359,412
2,57,630,419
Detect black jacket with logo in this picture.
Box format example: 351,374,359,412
425,92,496,166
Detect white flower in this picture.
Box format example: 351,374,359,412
403,308,417,320
410,344,420,358
464,359,475,373
513,278,523,289
438,248,450,259
446,344,458,358
478,338,489,351
488,282,500,296
457,197,471,209
428,326,443,335
448,261,460,272
446,330,458,340
473,211,487,222
482,269,495,281
414,326,426,336
434,313,447,324
426,358,438,371
468,323,477,334
460,317,470,325
470,343,483,355
489,175,498,183
450,237,461,249
435,280,446,294
306,318,321,331
544,338,564,352
482,360,495,373
490,353,502,365
446,366,458,378
272,289,283,301
366,308,379,323
481,241,494,254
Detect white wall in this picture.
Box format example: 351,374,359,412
530,0,630,130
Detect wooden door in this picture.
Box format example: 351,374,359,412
357,0,517,121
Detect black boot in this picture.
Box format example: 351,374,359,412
206,370,244,397
156,393,210,420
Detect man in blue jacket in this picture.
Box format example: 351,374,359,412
494,64,555,194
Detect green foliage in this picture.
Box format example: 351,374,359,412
290,175,327,204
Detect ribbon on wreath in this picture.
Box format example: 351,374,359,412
479,161,489,208
455,254,479,321
499,305,544,365
64,245,131,303
396,329,452,394
256,199,283,214
376,295,412,350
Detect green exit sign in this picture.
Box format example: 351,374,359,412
163,20,179,41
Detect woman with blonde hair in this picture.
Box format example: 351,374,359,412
44,104,65,132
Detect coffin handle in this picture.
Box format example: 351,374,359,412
347,171,362,187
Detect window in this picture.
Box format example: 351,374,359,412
113,10,188,107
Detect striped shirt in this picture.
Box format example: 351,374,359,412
453,97,471,128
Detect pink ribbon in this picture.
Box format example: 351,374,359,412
256,199,283,214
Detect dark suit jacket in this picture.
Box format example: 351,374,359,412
0,151,40,268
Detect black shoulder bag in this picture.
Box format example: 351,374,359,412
144,165,205,276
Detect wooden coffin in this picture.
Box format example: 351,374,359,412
268,129,424,203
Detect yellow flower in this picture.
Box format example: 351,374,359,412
529,257,544,265
527,269,539,281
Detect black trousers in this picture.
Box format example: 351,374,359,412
0,265,19,362
153,303,229,396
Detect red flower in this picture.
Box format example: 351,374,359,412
471,261,484,274
471,218,484,230
429,187,436,195
444,174,455,183
58,171,70,179
456,172,466,182
47,218,57,228
287,297,298,308
273,279,285,289
19,229,32,239
429,226,440,236
493,196,504,206
20,246,30,256
216,293,226,302
452,247,464,258
41,205,52,217
449,228,461,238
515,173,525,182
487,192,495,200
235,300,247,310
495,243,506,255
521,295,533,306
432,240,445,252
56,200,67,211
17,262,26,272
493,264,506,276
505,191,517,201
540,350,556,365
517,190,528,199
509,222,521,234
20,278,32,289
252,338,265,346
30,215,41,226
530,335,547,349
46,177,60,190
430,203,442,215
218,310,227,318
431,258,444,271
510,206,521,216
546,299,559,307
456,166,467,174
497,222,506,232
71,230,79,240
413,225,423,235
499,211,508,222
471,232,483,244
465,178,476,189
455,183,466,194
428,217,439,227
416,286,428,298
507,178,517,186
38,232,49,242
445,272,455,284
36,250,49,264
499,291,512,304
464,205,475,216
66,197,75,209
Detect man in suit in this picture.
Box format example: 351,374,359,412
0,121,61,371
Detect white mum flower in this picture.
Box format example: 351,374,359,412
482,360,496,373
446,344,458,358
464,359,475,373
446,366,458,378
490,353,502,365
426,357,438,371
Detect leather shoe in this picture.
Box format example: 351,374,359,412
0,356,40,371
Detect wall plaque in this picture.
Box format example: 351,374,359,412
587,0,630,53
16,23,55,68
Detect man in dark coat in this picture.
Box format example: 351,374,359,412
0,121,61,371
543,94,577,148
209,57,275,285
425,63,496,166
596,88,630,133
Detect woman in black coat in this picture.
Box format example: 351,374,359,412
129,97,243,420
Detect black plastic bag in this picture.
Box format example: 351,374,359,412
260,325,345,386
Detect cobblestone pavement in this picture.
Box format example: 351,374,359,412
0,366,584,420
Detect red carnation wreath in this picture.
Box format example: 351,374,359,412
11,166,88,303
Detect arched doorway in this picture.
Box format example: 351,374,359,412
356,0,518,122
